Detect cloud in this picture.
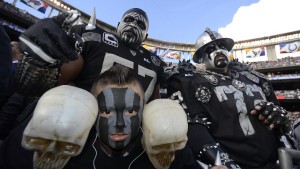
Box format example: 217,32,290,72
218,0,300,41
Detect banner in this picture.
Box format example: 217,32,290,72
245,47,265,58
20,0,49,14
279,41,300,53
143,45,195,62
165,50,181,60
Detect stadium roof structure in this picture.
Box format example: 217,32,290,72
45,0,300,52
2,0,300,52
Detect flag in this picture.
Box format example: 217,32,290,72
245,47,265,58
20,0,49,14
165,51,181,60
279,41,300,53
143,45,158,55
229,50,234,60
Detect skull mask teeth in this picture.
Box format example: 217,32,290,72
22,85,98,169
142,99,188,169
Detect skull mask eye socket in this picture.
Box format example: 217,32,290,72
23,136,81,155
23,137,52,150
151,141,187,152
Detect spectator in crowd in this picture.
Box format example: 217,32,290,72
0,1,38,23
0,64,210,169
15,8,166,103
0,7,166,142
11,41,21,72
293,118,300,148
167,28,293,169
4,41,21,100
0,26,12,108
0,46,83,142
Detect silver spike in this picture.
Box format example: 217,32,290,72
214,151,222,166
86,7,96,30
197,160,209,169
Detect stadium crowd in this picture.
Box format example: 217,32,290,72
0,0,39,23
0,1,300,169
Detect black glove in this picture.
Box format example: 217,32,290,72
19,12,80,65
251,101,292,133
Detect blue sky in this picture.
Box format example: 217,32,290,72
4,0,300,43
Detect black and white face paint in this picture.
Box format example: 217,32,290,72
116,11,149,49
202,43,230,71
96,87,144,153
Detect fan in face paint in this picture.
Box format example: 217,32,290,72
193,28,234,71
117,8,149,49
91,64,145,156
202,42,231,70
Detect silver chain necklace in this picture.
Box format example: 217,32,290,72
204,70,232,80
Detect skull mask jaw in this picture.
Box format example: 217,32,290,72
22,85,98,169
32,141,76,169
142,99,188,169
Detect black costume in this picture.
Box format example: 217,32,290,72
70,25,165,102
0,111,200,169
167,61,282,168
0,93,37,140
0,11,165,140
0,26,12,108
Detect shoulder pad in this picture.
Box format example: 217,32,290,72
249,70,268,80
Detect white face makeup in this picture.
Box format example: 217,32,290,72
117,10,149,49
202,42,230,71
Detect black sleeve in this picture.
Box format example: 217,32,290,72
0,93,26,140
0,105,35,169
172,145,202,169
0,93,37,140
187,123,217,157
0,26,12,107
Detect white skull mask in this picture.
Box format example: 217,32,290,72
22,85,98,169
142,99,188,169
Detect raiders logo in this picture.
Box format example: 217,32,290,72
203,75,218,85
195,86,212,103
232,79,247,91
262,82,271,96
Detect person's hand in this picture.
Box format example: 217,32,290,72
250,101,291,131
19,11,81,65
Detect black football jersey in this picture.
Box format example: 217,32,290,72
71,25,165,102
167,69,280,167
